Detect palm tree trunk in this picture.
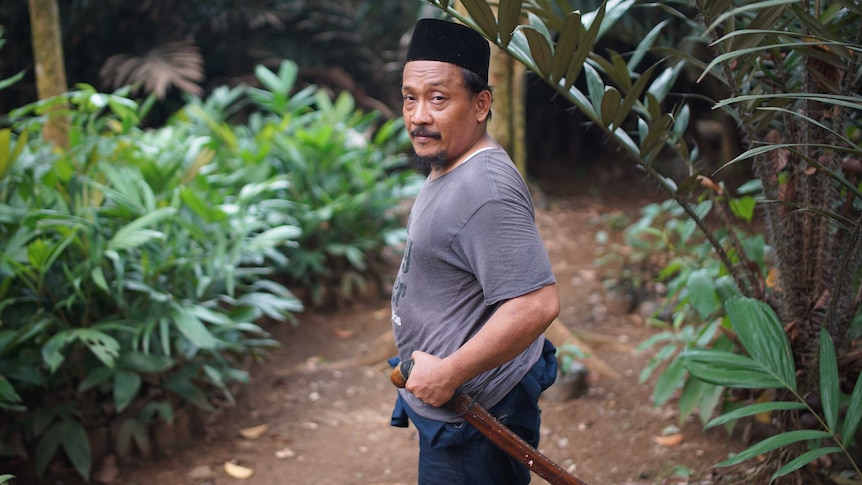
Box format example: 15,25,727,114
28,0,68,148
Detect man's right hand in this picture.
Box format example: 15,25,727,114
405,351,458,407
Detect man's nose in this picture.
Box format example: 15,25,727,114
411,101,431,125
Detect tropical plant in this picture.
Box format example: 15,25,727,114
428,0,862,482
1,83,303,480
0,59,418,481
175,61,420,306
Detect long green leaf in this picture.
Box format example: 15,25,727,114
725,297,797,391
772,447,843,482
703,0,796,35
717,429,831,467
162,375,214,410
114,369,142,414
682,348,786,388
843,369,862,444
599,87,621,128
686,269,720,319
565,2,605,86
497,0,522,47
254,64,285,94
0,128,27,179
715,93,862,112
819,328,839,431
628,20,668,72
119,351,175,373
61,420,92,481
0,70,24,90
584,63,605,113
41,333,72,373
522,26,554,77
582,0,635,39
461,0,499,40
613,63,658,129
170,302,217,349
551,12,581,84
653,354,686,406
108,207,177,251
248,225,302,250
706,401,806,429
646,62,684,104
35,422,63,477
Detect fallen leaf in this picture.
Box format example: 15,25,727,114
187,465,213,480
275,447,296,459
652,433,684,446
239,424,269,440
224,461,254,479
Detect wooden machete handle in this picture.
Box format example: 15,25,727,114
390,358,414,388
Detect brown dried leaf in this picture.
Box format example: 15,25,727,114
239,424,269,440
652,433,683,446
224,461,255,479
697,175,724,195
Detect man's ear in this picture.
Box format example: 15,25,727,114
474,90,492,123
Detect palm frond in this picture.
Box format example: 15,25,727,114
100,40,204,99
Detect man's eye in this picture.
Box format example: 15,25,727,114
432,96,445,101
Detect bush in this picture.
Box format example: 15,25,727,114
597,181,767,426
0,60,418,480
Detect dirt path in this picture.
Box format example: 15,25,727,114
109,188,745,484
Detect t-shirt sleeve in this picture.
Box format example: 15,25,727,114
455,197,556,305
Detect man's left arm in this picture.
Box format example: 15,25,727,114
405,283,559,407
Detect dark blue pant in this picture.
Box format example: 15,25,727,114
416,386,540,484
391,340,557,485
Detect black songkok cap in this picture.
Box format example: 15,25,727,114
406,18,490,83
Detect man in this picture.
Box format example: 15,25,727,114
389,18,560,484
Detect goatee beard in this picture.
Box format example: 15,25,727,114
409,149,449,176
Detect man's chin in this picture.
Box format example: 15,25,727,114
409,149,449,175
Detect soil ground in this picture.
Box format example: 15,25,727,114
18,173,751,485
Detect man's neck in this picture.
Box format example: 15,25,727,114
430,133,497,179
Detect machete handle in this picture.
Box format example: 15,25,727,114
390,358,414,388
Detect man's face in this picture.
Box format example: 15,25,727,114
401,60,486,172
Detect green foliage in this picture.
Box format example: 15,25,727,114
0,59,417,480
557,342,589,376
599,188,763,426
176,61,419,306
683,300,862,483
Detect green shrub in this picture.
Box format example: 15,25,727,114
0,60,418,480
598,181,768,426
177,61,420,306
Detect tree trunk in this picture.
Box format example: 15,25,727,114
455,3,527,177
488,48,527,176
28,0,68,148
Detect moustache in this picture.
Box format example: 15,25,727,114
410,129,441,139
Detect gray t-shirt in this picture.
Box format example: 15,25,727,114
391,147,556,423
